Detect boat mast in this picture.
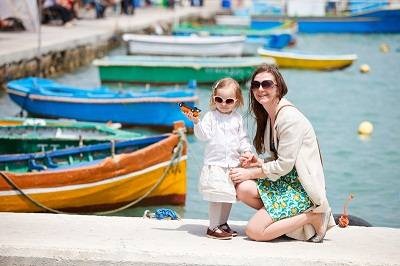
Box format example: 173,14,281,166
36,0,42,77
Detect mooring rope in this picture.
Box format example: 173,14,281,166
0,128,187,215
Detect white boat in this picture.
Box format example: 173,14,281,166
215,15,250,27
122,34,246,57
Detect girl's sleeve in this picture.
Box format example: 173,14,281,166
238,116,252,153
194,111,213,141
261,110,305,181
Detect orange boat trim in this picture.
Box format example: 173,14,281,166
0,155,187,196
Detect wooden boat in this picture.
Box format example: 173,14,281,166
6,78,198,128
258,47,357,70
0,117,142,154
93,55,272,84
172,21,297,50
122,34,245,56
172,21,296,38
251,7,400,33
0,122,187,212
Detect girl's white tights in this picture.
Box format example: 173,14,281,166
209,202,232,229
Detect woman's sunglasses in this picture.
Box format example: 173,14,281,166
214,96,237,105
250,80,276,90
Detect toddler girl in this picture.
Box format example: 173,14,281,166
183,77,252,240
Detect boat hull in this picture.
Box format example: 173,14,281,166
0,133,187,212
8,93,195,128
94,56,270,84
123,34,245,56
6,78,197,128
0,117,141,154
258,48,357,70
251,8,400,33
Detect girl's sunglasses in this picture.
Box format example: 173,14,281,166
214,96,236,105
250,80,276,90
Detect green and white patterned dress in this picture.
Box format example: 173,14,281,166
257,168,313,221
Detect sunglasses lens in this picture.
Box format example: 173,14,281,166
214,96,223,103
261,80,274,89
225,99,235,105
251,80,275,90
251,81,260,90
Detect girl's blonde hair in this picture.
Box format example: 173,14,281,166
209,77,244,110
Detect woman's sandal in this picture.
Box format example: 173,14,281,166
309,211,331,243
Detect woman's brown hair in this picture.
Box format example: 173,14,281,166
249,64,288,154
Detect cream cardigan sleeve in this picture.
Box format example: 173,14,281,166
261,108,306,181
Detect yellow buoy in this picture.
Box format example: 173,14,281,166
379,43,390,53
359,64,370,73
358,121,374,136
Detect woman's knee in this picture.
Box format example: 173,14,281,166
236,181,258,201
245,225,258,240
245,225,275,242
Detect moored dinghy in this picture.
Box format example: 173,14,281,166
0,117,142,154
94,55,273,84
251,7,400,33
122,34,246,56
258,47,357,70
0,122,188,212
6,78,198,129
173,21,297,51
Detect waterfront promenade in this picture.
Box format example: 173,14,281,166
0,3,219,83
0,212,399,265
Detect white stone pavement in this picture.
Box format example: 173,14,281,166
0,3,219,65
0,212,399,265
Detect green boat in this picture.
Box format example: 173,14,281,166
0,117,142,154
172,21,297,37
93,55,272,84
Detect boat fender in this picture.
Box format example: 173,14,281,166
358,121,373,136
333,214,372,227
379,43,390,53
359,64,370,73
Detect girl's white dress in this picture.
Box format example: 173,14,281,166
194,110,251,203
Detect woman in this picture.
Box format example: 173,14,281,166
229,64,335,242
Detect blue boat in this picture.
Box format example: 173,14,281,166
251,8,400,33
6,78,198,129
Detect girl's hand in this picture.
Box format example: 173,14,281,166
182,111,199,124
239,151,253,168
240,152,261,168
229,167,258,184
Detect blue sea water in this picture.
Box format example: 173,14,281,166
1,33,399,228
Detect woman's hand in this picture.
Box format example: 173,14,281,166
240,152,262,168
229,167,261,184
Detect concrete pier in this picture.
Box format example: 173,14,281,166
0,212,399,265
0,3,219,86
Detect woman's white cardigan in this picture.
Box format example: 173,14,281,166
261,98,336,240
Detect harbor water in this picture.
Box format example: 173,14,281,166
1,33,399,228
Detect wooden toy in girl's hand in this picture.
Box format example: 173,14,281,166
179,102,201,118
